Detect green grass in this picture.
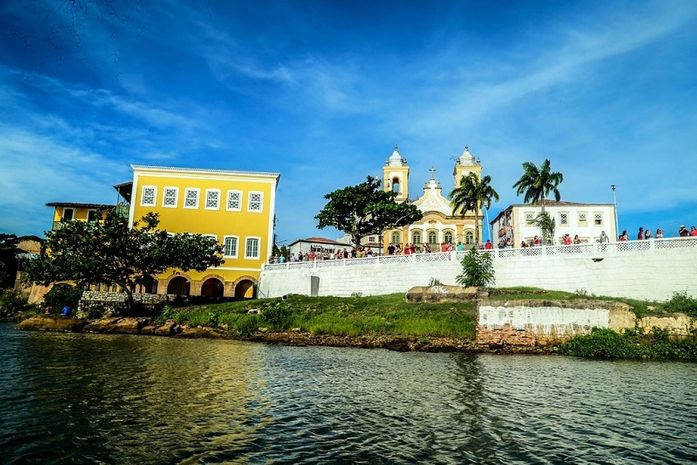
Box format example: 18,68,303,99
160,293,477,339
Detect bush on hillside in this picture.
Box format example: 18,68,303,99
664,292,697,318
43,283,84,312
456,249,495,288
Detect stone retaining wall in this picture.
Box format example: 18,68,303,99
477,299,696,346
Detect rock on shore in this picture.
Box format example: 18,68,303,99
15,316,554,354
16,315,89,332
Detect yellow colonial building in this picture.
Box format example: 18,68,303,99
126,165,280,298
46,202,113,230
382,146,483,250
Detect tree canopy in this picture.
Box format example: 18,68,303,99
450,173,499,246
0,234,20,288
512,159,563,207
513,159,563,243
315,176,423,247
25,209,224,308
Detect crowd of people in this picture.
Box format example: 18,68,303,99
268,225,697,263
268,241,476,263
618,225,697,241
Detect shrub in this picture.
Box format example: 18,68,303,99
0,289,38,318
664,292,697,317
456,249,495,288
43,283,84,311
260,301,293,330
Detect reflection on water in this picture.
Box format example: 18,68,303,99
1,323,696,464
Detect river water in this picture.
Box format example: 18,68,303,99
1,322,696,464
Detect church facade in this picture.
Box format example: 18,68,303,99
382,146,483,251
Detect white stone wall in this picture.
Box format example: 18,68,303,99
259,238,697,301
479,305,611,334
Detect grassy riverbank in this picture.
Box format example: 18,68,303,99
160,293,478,339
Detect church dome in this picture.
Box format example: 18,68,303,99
457,146,478,166
386,145,407,166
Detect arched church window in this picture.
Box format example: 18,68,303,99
428,231,437,244
412,231,421,244
392,177,400,194
444,231,453,244
465,231,474,245
391,232,400,244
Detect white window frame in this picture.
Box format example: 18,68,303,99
525,212,535,225
594,212,603,226
245,236,261,259
559,212,569,227
223,235,239,258
226,190,242,212
578,212,588,226
140,185,157,207
205,189,221,210
184,188,200,209
62,207,75,221
202,234,218,252
86,209,98,223
162,186,179,208
247,191,263,213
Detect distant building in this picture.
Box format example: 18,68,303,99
490,202,617,247
335,233,382,253
46,202,114,230
288,237,353,257
381,145,483,250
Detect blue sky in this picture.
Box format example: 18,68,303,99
1,0,696,242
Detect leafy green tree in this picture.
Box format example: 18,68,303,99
450,173,499,247
512,159,563,243
25,209,224,310
0,234,20,288
456,249,495,288
316,176,423,247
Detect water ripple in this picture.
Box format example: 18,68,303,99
1,323,696,464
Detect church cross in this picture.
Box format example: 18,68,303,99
429,166,436,180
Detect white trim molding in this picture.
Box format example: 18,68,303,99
245,236,261,259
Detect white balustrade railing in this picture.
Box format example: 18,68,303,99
263,237,697,271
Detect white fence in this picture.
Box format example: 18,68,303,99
264,237,697,271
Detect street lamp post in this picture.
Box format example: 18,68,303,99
611,184,619,238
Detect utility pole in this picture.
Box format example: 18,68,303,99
611,184,619,238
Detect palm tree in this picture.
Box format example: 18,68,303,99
450,173,499,247
512,159,563,243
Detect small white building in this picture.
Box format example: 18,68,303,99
335,233,383,253
288,237,353,257
490,201,617,247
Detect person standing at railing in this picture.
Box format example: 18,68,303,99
599,231,610,243
656,229,664,239
573,234,581,244
691,226,697,236
679,225,689,237
637,227,644,240
644,229,652,239
484,240,493,250
619,230,629,241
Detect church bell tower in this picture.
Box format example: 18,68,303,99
453,145,482,186
383,145,409,201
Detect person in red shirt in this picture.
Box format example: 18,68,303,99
484,240,493,250
533,235,541,246
691,226,697,236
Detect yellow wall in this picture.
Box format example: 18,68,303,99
51,206,105,225
129,166,278,296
